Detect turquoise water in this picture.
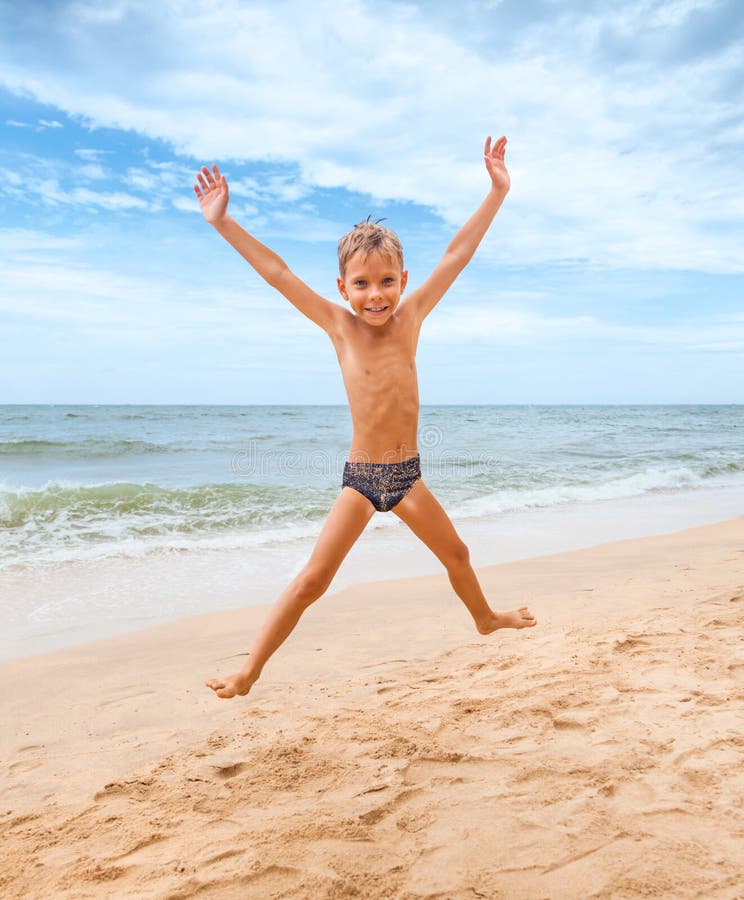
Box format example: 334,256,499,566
2,404,743,569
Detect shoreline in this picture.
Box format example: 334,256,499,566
1,516,742,898
2,482,744,661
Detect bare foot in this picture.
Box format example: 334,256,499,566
205,672,257,699
477,605,537,635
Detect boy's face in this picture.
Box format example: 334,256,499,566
337,250,408,327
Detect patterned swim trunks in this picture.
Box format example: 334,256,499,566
342,454,422,512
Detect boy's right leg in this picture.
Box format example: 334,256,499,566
206,487,375,698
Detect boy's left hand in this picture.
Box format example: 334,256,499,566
484,135,510,194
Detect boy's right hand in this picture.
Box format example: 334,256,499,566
194,164,229,226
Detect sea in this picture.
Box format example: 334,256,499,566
2,404,743,659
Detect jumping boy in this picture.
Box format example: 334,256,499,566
196,135,537,699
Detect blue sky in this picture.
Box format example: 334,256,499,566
1,0,742,404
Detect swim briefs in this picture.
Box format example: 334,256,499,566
342,454,422,512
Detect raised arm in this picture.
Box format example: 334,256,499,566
194,165,343,334
403,136,510,324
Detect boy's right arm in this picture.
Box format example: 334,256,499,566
194,165,343,335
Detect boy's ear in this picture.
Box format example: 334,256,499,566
337,277,350,302
400,269,408,293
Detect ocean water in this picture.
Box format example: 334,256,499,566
2,404,743,569
1,404,743,658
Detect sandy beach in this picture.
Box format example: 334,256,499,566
1,517,743,899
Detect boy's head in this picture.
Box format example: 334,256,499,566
337,217,404,279
336,217,407,326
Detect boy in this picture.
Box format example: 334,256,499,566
195,135,537,699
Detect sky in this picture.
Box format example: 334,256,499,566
0,0,743,404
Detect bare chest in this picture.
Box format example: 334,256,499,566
332,312,419,401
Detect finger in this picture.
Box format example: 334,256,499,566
217,166,229,198
201,165,216,187
484,135,492,157
212,163,222,182
196,171,209,191
193,184,203,199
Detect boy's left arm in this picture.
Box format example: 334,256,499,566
403,136,510,323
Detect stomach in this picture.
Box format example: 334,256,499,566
347,414,419,463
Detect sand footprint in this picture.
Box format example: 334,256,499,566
8,758,43,774
209,761,248,780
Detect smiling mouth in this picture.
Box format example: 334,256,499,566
365,306,388,313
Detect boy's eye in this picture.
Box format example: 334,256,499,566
354,280,366,287
383,277,394,284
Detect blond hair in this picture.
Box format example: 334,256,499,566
337,216,404,278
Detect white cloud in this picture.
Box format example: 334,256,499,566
5,117,64,130
0,265,311,340
75,148,111,161
0,228,317,340
70,186,150,210
0,0,743,272
0,229,86,260
230,174,311,204
424,304,744,351
0,156,176,213
124,167,159,191
29,178,151,210
171,195,201,213
78,163,109,180
5,227,739,355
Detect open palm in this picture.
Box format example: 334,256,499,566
194,164,229,225
484,136,510,193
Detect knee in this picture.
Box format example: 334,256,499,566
293,566,332,606
445,540,470,571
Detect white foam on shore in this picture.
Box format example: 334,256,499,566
4,464,743,569
1,484,742,661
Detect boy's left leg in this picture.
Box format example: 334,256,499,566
392,479,536,633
